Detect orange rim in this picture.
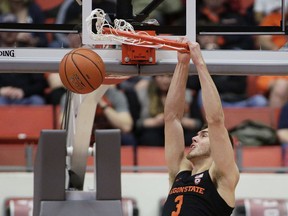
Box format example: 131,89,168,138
103,75,130,85
102,27,189,52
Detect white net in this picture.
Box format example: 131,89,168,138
86,8,188,51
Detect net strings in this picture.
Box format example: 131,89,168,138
86,8,186,51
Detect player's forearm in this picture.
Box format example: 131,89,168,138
197,63,224,123
164,62,190,120
188,42,224,122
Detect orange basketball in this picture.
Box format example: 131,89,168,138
59,47,105,94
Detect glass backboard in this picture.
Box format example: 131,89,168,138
0,0,288,75
82,0,196,46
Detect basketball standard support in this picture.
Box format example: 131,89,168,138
33,130,67,216
33,129,122,216
95,129,122,200
68,86,109,190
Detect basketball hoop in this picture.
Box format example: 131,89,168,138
86,8,189,53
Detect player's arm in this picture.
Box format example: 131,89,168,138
164,44,192,187
189,42,239,192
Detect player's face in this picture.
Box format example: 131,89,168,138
186,128,211,159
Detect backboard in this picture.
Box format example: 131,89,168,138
1,0,288,75
79,0,288,76
82,0,196,46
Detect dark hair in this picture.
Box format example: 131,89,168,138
201,123,235,148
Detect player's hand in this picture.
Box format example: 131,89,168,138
177,38,191,64
188,42,205,66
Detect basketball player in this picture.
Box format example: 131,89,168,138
162,40,240,215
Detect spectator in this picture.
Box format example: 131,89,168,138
118,76,150,92
132,0,184,26
33,0,64,44
4,0,48,47
33,0,63,23
135,75,203,146
45,72,66,106
281,41,288,51
53,22,136,147
278,102,288,143
194,31,268,108
256,7,288,50
0,72,47,105
93,85,135,146
0,0,9,14
49,0,116,48
45,25,83,105
0,13,47,105
277,102,288,166
197,0,255,50
196,35,219,50
189,75,268,108
256,76,288,108
253,0,288,24
255,42,288,109
60,85,136,146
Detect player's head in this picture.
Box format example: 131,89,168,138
186,124,234,160
186,126,210,160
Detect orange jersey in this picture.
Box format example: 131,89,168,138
162,170,233,216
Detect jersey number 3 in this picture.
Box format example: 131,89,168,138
171,195,183,216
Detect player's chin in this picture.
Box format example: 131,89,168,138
186,151,195,160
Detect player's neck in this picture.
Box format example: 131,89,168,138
190,157,212,175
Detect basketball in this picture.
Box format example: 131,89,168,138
59,47,105,94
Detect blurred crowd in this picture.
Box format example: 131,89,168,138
0,0,288,148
